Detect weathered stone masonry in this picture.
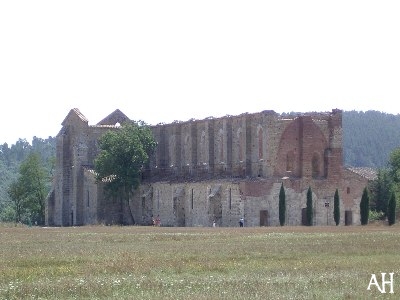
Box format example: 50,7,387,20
46,108,369,227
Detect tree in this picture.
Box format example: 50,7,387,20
1,137,56,223
388,148,400,206
389,148,400,184
370,169,392,215
94,121,157,225
334,189,340,226
360,187,370,225
306,186,313,226
387,191,396,226
279,183,286,226
18,153,48,224
6,153,49,224
7,181,25,223
0,159,18,219
10,139,32,162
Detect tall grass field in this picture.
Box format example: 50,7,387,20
1,224,399,299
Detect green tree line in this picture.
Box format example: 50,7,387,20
0,137,55,223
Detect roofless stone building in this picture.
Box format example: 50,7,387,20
46,108,369,227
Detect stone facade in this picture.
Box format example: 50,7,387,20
46,108,369,227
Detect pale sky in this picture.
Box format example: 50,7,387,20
1,1,400,145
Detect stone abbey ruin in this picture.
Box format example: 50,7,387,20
46,108,370,227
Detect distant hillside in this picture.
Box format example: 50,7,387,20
343,110,400,168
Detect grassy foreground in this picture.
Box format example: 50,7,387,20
1,224,400,299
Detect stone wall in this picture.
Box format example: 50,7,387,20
124,172,367,227
46,108,368,227
146,109,342,183
50,109,121,226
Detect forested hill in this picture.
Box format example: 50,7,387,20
343,110,400,168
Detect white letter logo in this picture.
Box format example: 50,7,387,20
367,273,394,294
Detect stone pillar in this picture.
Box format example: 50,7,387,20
245,115,252,177
61,129,72,226
327,110,343,181
208,119,215,177
52,133,65,226
191,122,198,177
226,118,233,176
175,124,182,178
158,126,167,177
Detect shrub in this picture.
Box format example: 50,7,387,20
360,187,370,225
279,183,286,226
334,189,340,226
387,192,396,226
368,210,385,221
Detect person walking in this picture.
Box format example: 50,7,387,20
239,217,244,227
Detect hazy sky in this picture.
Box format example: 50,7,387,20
1,1,399,145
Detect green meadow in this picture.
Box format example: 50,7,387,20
1,224,399,299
